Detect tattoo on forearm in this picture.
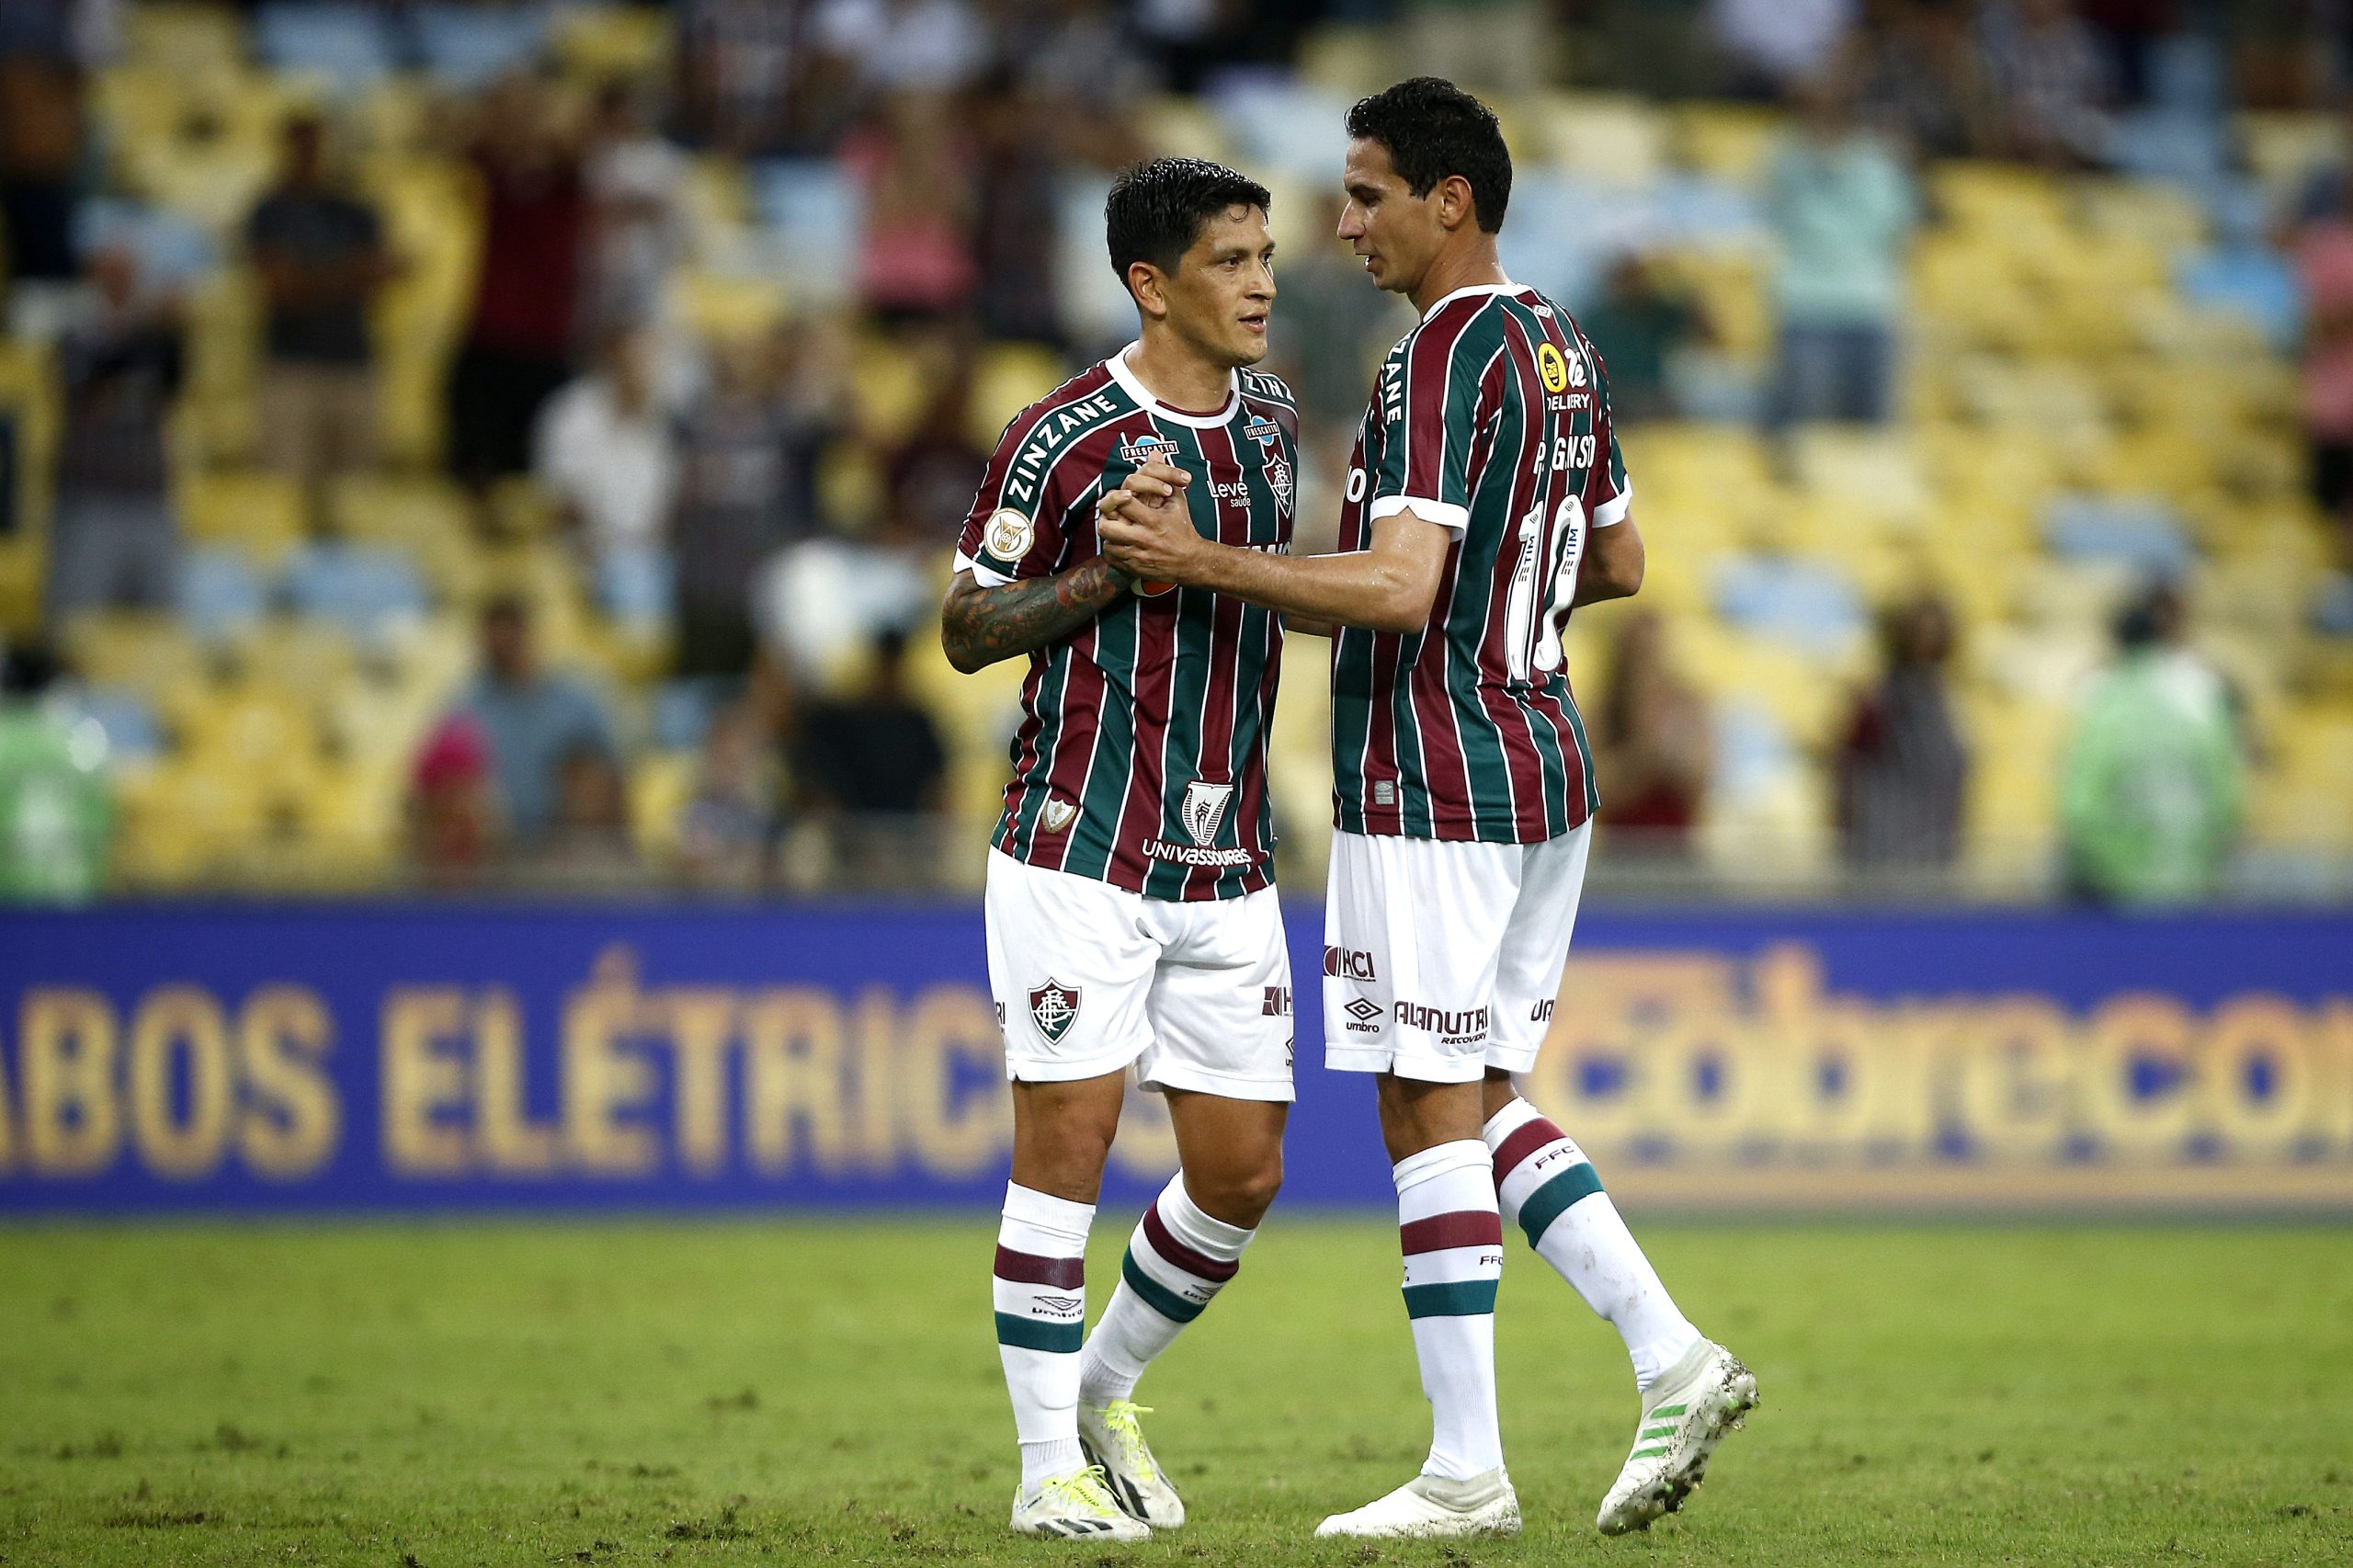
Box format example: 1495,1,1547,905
943,558,1125,670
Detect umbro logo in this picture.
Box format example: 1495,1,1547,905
1345,998,1382,1023
1032,1294,1084,1317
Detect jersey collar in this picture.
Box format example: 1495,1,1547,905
1419,279,1525,322
1108,343,1239,429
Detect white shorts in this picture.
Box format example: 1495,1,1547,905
1323,824,1591,1083
985,849,1295,1101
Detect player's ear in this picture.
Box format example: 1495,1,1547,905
1435,174,1475,233
1127,260,1170,321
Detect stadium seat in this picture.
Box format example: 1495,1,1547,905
253,3,399,91
177,549,270,643
282,543,429,643
180,471,306,565
68,687,165,764
1711,553,1868,658
2041,495,2196,578
412,5,549,88
550,5,673,81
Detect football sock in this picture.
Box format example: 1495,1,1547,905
995,1181,1095,1486
1079,1170,1256,1406
1484,1096,1700,1392
1394,1139,1506,1481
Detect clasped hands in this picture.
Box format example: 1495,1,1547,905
1095,460,1207,589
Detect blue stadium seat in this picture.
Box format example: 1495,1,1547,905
597,549,674,631
254,3,398,90
1209,78,1353,180
412,4,548,88
2041,495,2195,577
651,679,724,754
1711,554,1867,655
69,687,165,763
753,160,861,289
283,544,428,642
2177,245,2302,351
178,550,268,643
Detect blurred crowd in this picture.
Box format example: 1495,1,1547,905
0,0,2347,903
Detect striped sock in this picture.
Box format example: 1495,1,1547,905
995,1182,1094,1486
1485,1097,1699,1392
1079,1172,1254,1406
1395,1140,1505,1482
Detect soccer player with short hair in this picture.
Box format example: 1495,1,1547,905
1098,80,1756,1540
940,157,1298,1542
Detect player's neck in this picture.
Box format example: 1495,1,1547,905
1409,240,1510,318
1125,332,1234,415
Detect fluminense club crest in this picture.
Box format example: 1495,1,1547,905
1245,414,1293,512
1180,778,1235,847
1028,980,1082,1043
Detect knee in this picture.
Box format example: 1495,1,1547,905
1189,1154,1283,1229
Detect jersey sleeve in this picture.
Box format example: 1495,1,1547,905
1585,353,1632,529
955,408,1079,587
1368,330,1475,535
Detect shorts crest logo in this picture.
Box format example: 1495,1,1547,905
1028,980,1082,1044
1040,798,1077,835
983,507,1033,561
1180,779,1234,846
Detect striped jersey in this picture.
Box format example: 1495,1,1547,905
955,346,1298,901
1330,282,1631,843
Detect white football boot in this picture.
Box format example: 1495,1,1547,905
1314,1468,1521,1539
1007,1465,1151,1541
1595,1338,1758,1535
1077,1400,1185,1528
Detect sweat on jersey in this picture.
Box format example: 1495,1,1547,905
954,346,1298,902
1331,281,1632,844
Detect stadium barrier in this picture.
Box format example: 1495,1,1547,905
2,904,2349,1214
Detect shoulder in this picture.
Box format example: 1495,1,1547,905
1239,367,1294,406
989,361,1124,460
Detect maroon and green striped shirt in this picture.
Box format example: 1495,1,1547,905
1331,282,1631,843
955,347,1298,900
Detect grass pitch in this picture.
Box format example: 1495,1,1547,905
2,1220,2349,1567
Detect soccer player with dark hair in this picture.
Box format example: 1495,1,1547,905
1100,79,1756,1540
939,156,1298,1542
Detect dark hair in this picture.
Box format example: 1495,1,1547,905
1105,157,1272,292
1346,77,1511,233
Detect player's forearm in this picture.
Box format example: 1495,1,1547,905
941,559,1127,673
1193,544,1431,634
1571,521,1645,608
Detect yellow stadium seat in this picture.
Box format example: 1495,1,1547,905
1531,94,1668,189
179,470,307,563
1669,104,1782,184
629,751,697,859
970,343,1068,449
672,271,790,342
1136,97,1233,163
551,5,674,81
60,613,206,694
121,4,245,73
1294,24,1396,97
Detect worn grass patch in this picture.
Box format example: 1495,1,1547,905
1,1221,2349,1565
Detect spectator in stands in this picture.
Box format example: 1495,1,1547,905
529,740,641,889
2288,102,2353,531
811,0,990,103
1590,611,1713,858
245,112,397,522
1975,0,2115,168
583,78,686,338
443,73,586,491
532,324,678,630
843,92,979,324
1850,0,1988,162
972,76,1071,347
2079,0,2178,108
1272,192,1414,440
46,240,184,619
1762,67,1918,439
671,334,817,680
407,710,499,889
0,6,91,293
2061,582,2245,904
677,702,776,892
1577,251,1711,426
1835,592,1970,871
789,626,949,889
1708,0,1857,98
674,0,809,156
884,338,988,536
0,642,111,903
441,595,620,846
